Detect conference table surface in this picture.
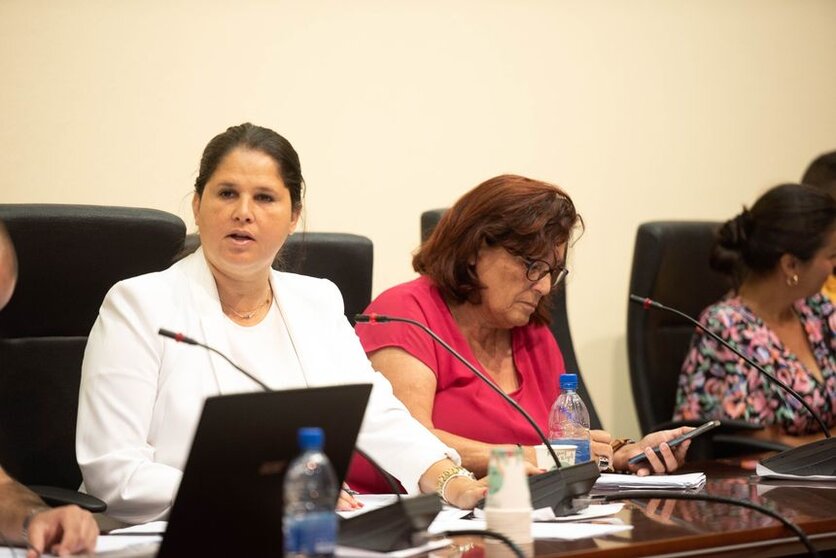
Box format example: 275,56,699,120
455,459,836,558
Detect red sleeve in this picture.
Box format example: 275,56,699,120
354,279,443,378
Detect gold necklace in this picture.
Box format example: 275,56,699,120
221,291,272,320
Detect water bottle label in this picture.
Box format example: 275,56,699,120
550,439,591,464
284,511,337,558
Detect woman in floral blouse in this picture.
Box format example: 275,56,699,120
674,183,836,446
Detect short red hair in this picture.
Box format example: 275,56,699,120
413,175,582,325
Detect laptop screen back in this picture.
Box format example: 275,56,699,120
158,384,372,557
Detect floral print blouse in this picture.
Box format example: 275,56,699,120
674,293,836,435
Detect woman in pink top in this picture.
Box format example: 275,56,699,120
347,175,691,493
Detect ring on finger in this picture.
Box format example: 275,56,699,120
597,455,613,472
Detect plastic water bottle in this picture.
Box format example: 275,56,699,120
283,427,339,558
547,373,591,464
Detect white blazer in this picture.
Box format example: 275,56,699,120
77,249,457,524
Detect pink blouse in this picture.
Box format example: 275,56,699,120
674,294,836,435
346,276,566,493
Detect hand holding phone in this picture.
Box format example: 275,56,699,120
627,420,721,466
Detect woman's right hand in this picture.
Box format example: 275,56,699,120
590,429,615,470
444,476,488,509
521,445,546,476
524,461,544,476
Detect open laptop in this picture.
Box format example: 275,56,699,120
102,383,372,557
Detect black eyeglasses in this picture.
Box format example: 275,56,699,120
517,256,569,289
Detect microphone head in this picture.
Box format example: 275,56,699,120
629,294,659,310
158,328,178,339
354,313,390,323
158,328,197,345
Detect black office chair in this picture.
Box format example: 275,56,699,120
280,233,374,324
0,204,186,511
182,232,374,325
626,221,789,457
420,208,602,429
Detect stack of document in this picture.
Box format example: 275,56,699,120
594,472,706,490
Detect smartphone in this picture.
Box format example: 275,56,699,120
627,419,721,466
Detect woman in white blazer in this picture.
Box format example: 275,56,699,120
76,123,485,525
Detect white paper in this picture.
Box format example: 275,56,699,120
0,529,165,557
337,494,401,519
755,462,836,482
431,507,476,526
108,521,168,535
336,538,452,557
431,517,631,541
594,472,706,490
535,503,625,522
473,503,624,523
95,536,162,555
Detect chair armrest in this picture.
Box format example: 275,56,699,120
28,485,107,513
712,434,791,454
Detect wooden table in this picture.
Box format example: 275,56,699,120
460,460,836,558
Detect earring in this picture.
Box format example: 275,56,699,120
786,274,799,286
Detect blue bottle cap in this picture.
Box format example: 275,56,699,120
560,373,578,391
298,427,324,451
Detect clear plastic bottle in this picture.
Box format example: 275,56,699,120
283,427,339,558
547,373,591,464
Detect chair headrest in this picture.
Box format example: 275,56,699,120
0,204,186,338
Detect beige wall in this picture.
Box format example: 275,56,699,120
2,0,835,438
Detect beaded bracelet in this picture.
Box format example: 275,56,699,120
436,466,475,505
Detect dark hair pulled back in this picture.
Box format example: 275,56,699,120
195,123,304,212
711,183,836,286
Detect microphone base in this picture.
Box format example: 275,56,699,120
476,460,600,516
530,460,601,516
338,493,441,552
759,437,836,477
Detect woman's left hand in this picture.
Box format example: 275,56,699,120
590,430,615,471
614,427,693,476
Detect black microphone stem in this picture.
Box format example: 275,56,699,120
356,314,564,469
629,295,830,438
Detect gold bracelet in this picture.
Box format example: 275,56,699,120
436,466,475,505
611,438,636,453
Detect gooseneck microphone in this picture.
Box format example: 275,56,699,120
628,296,830,437
630,294,835,478
355,313,601,515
